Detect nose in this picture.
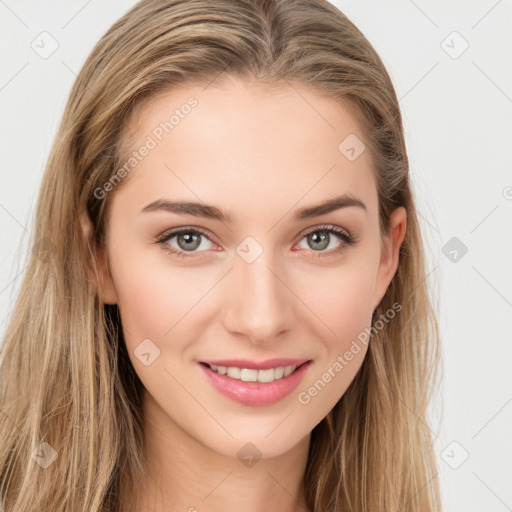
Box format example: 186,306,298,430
222,251,296,345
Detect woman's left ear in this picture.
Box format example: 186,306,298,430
372,206,407,310
79,210,118,305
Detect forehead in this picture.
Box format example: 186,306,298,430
112,76,378,224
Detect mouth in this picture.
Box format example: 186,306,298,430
197,359,312,406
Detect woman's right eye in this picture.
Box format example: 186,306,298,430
156,228,216,258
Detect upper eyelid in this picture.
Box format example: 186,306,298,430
298,224,352,238
157,226,216,245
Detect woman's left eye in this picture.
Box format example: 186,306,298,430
295,225,356,258
155,225,356,259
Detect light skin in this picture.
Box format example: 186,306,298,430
90,75,406,512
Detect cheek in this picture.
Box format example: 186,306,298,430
291,257,377,413
294,256,377,346
295,305,372,421
107,240,196,343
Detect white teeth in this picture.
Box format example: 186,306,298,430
284,365,296,377
226,367,241,379
208,364,299,382
256,368,275,383
240,368,258,382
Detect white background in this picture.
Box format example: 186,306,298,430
1,1,511,510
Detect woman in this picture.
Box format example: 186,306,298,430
0,0,442,510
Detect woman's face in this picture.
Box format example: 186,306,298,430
96,75,406,459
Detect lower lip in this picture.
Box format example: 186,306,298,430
198,361,311,406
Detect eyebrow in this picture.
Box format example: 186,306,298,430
141,194,367,223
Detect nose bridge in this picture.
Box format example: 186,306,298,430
222,247,295,343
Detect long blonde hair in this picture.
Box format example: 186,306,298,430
0,0,442,510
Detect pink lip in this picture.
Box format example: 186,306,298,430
197,360,312,406
199,358,309,370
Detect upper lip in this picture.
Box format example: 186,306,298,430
199,358,311,370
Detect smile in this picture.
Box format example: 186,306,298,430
197,359,312,406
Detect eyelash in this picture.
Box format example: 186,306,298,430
155,224,357,260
